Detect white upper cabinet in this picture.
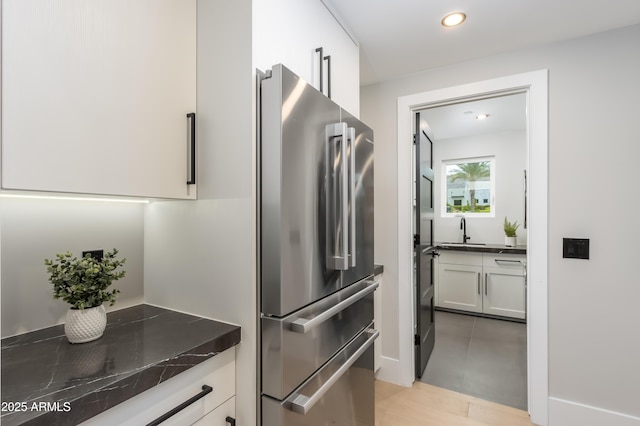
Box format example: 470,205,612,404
316,4,360,116
1,0,197,199
254,0,360,116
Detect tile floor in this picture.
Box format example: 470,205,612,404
419,310,528,410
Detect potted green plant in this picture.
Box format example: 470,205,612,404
503,217,520,247
45,249,126,343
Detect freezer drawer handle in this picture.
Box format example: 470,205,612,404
290,281,379,334
289,329,379,415
146,385,212,426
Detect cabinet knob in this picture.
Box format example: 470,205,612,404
226,416,236,426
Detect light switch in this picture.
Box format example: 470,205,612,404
563,238,589,259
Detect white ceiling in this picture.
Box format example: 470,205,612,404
419,92,526,141
323,0,640,85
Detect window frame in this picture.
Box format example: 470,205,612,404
441,156,496,218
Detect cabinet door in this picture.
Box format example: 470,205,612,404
437,263,483,313
316,6,359,115
483,266,526,319
2,0,197,199
253,0,359,115
253,0,322,85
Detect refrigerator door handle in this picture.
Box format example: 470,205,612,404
347,127,357,268
288,329,380,415
325,122,349,270
290,281,379,334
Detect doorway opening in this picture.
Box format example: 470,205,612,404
397,70,548,425
413,91,528,410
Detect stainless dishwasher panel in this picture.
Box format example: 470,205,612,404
262,279,377,400
262,327,377,426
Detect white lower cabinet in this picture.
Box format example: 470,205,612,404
437,252,526,320
80,348,235,426
438,262,483,313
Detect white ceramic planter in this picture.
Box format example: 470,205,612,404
64,305,107,344
505,236,517,247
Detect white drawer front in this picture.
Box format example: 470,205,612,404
192,396,235,425
81,348,235,426
483,253,526,270
438,251,483,266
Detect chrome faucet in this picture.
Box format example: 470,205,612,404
460,216,470,243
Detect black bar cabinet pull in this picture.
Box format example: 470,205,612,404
324,55,332,98
187,112,196,185
145,384,212,426
315,47,324,93
226,416,236,425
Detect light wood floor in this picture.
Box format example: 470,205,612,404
375,380,538,426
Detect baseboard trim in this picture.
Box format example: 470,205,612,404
549,397,640,426
375,356,413,387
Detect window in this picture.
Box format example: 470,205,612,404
442,157,495,217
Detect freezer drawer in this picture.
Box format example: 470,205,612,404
262,279,377,399
262,327,377,426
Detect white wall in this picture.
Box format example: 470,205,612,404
144,1,256,425
0,198,144,337
433,130,527,245
363,24,640,424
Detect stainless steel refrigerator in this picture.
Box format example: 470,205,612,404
258,64,377,426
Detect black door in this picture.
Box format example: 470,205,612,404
414,112,436,378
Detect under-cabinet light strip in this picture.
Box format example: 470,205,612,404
0,193,149,204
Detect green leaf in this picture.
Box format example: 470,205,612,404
44,248,126,309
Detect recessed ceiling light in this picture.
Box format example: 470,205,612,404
441,12,466,27
476,113,490,120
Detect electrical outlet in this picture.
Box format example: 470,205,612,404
82,249,104,260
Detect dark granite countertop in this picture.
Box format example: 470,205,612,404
374,264,384,275
435,242,527,255
1,304,241,426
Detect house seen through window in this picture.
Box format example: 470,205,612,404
442,158,495,216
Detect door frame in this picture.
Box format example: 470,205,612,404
396,70,548,425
